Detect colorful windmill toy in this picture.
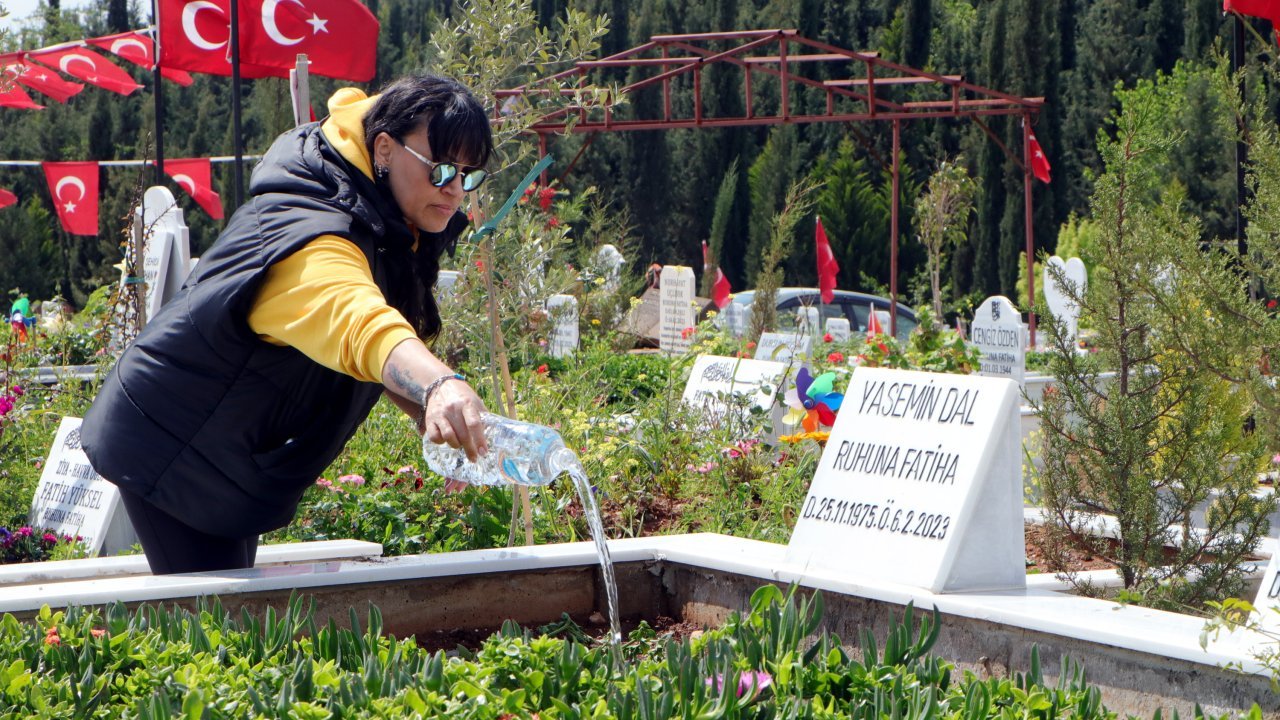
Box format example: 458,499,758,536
783,367,844,432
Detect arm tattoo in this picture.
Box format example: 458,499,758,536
386,363,427,406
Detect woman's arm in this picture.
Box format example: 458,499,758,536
382,338,488,462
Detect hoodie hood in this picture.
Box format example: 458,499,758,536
320,87,378,179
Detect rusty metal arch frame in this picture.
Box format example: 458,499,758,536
496,28,1045,341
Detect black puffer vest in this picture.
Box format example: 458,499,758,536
82,122,435,537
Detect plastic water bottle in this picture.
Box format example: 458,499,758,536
421,413,579,487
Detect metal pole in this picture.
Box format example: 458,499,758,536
230,0,245,207
1024,115,1036,347
1234,15,1250,298
151,0,164,183
890,119,900,337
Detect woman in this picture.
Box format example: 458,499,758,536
81,75,492,574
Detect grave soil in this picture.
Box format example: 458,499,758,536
415,613,703,654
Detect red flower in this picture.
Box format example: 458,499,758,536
823,333,834,343
681,327,695,340
524,184,536,196
90,628,105,638
538,186,555,212
43,628,59,646
1269,299,1277,309
876,342,888,353
547,216,560,228
475,260,485,271
827,352,844,363
745,341,756,350
535,364,548,375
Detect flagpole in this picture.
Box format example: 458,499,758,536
151,3,165,184
229,0,245,207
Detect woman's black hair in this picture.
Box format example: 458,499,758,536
363,75,493,342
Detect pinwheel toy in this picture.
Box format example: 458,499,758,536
783,367,844,432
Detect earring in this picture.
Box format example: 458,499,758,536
375,164,389,180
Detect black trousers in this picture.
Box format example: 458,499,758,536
118,490,259,574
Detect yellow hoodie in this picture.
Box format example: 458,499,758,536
246,88,418,384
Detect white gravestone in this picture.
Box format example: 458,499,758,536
546,294,579,358
786,367,1025,593
796,307,821,338
138,186,192,319
1252,538,1280,638
717,301,749,338
658,266,697,355
755,331,812,363
30,417,137,556
436,270,459,297
1043,256,1087,348
825,317,851,343
971,296,1027,385
595,244,625,292
682,355,785,424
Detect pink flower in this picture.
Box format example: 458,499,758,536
684,461,719,474
10,385,22,397
90,628,105,638
706,670,773,697
396,465,416,476
42,533,56,543
15,527,32,538
337,474,365,486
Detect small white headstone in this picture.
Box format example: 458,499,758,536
436,270,459,297
658,266,697,355
1252,539,1280,639
682,355,785,424
142,227,173,321
971,296,1027,384
138,186,192,318
719,302,749,338
595,244,625,292
825,317,851,343
29,417,137,556
546,294,579,358
796,307,821,338
786,367,1025,593
755,332,812,363
1043,256,1087,347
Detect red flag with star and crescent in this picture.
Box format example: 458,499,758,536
42,162,100,236
1225,0,1280,44
27,46,141,96
157,0,289,78
815,216,839,304
238,0,379,82
11,62,85,103
163,158,224,220
0,83,44,110
1029,129,1051,184
87,31,194,86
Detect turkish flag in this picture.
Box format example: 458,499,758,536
87,31,195,86
0,189,17,210
866,304,884,338
28,47,142,96
239,0,379,82
11,63,84,103
158,0,287,78
815,216,839,304
0,83,44,110
712,268,732,309
1028,129,1051,184
163,157,224,219
1225,0,1280,22
43,162,100,236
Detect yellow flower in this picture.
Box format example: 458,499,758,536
591,319,601,326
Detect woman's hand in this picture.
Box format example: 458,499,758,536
381,338,489,462
422,377,488,462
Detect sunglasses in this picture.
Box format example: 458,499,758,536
397,139,488,192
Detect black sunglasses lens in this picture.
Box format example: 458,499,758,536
461,170,487,192
431,163,459,187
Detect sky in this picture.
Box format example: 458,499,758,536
1,0,100,33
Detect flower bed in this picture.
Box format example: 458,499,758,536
0,584,1216,719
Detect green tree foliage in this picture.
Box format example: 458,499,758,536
1035,77,1276,609
914,156,974,319
0,0,1265,321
